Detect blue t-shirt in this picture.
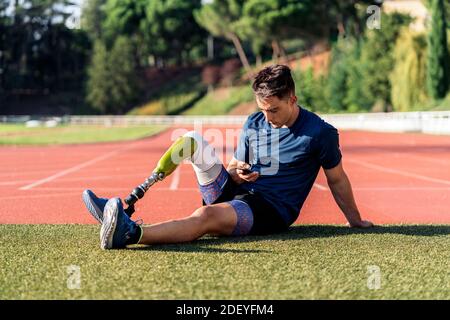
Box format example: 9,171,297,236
234,107,342,225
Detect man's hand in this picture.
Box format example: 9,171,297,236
324,161,375,229
236,161,259,182
346,220,374,228
227,158,259,184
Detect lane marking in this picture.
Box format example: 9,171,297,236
0,188,200,200
313,183,328,190
169,166,181,190
19,143,140,190
347,159,450,186
15,186,450,193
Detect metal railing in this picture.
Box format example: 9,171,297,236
1,111,450,135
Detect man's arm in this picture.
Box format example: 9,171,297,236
324,161,374,228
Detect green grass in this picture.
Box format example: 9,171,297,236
0,224,449,300
0,124,167,145
129,72,206,115
184,86,254,115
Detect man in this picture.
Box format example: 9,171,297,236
83,64,373,250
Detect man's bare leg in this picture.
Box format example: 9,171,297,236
139,203,237,244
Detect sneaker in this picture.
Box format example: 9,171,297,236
100,198,142,250
82,189,108,223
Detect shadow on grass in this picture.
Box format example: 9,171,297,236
129,224,450,254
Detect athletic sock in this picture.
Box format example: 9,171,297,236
127,224,143,245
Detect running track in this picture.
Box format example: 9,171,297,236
1,126,449,224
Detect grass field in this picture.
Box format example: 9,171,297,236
0,124,167,145
0,224,448,300
183,86,254,115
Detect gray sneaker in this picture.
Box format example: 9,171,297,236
82,189,108,223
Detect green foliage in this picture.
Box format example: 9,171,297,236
141,0,205,63
184,85,254,115
81,0,107,40
87,37,139,114
86,41,111,113
1,0,91,94
353,13,412,111
344,40,371,112
194,0,251,70
235,0,311,57
293,66,327,112
390,29,428,111
129,72,205,115
108,37,140,113
322,13,412,113
324,38,369,112
426,0,450,99
102,0,204,66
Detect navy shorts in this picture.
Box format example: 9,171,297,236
199,167,288,236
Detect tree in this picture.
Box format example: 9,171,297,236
1,0,90,98
194,0,251,72
141,0,205,66
293,66,327,112
86,41,112,113
325,39,356,111
426,0,449,99
390,29,428,111
103,0,204,67
0,0,10,102
87,37,139,114
81,0,107,40
355,13,412,111
108,37,139,114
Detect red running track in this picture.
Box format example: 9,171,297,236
0,126,449,224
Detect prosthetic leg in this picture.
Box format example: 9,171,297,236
123,131,223,216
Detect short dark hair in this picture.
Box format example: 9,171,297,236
252,64,295,99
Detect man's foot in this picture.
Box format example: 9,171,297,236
82,189,108,223
100,198,142,250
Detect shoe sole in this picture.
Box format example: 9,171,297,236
100,200,118,250
82,190,103,223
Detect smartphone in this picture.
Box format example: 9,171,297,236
238,165,253,175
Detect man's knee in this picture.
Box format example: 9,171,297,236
191,204,236,235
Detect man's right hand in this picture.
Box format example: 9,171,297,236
227,158,259,184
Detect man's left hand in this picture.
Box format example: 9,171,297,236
346,220,374,228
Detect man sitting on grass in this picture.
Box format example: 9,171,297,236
83,64,373,250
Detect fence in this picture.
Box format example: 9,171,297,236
1,111,450,135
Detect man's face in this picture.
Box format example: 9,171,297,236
256,94,298,128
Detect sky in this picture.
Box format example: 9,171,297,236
4,0,84,29
66,0,84,29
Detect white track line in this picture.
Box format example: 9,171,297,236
19,143,139,190
0,188,200,200
169,166,181,190
0,180,35,186
313,182,328,190
347,158,450,186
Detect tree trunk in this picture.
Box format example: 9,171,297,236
271,40,280,62
256,54,262,67
227,32,251,73
277,40,288,64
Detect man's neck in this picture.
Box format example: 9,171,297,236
283,105,300,128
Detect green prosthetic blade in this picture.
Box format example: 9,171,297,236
153,136,197,177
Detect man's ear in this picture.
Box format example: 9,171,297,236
290,95,298,105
